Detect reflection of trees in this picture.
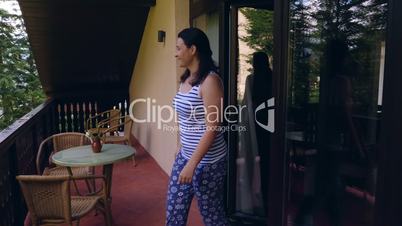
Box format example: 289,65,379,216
288,0,387,113
315,0,387,115
313,0,386,43
239,8,274,77
239,0,387,113
289,1,314,106
238,8,274,102
240,8,274,55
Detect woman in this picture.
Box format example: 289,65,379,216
166,28,229,226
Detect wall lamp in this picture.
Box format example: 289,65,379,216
158,30,166,43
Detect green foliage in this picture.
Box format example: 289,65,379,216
240,8,274,55
0,7,45,130
287,0,387,111
313,0,387,113
289,1,314,106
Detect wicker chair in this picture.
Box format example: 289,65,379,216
103,115,136,165
86,109,121,136
36,132,94,194
17,175,111,226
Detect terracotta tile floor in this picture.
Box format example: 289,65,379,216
25,143,204,226
81,145,204,226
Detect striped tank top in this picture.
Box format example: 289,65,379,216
172,80,227,164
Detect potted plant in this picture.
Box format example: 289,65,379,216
86,129,104,153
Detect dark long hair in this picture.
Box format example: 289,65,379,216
178,28,218,86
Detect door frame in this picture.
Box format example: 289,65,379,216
222,0,287,225
268,0,289,225
375,0,402,226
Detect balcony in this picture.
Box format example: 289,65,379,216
0,0,202,225
0,97,204,226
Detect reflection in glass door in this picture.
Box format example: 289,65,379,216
228,5,274,222
285,1,387,225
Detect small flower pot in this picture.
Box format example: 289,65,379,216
91,137,102,153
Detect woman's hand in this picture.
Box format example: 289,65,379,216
178,163,196,184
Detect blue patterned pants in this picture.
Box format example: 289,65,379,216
166,153,229,226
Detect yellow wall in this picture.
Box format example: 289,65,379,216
129,0,189,174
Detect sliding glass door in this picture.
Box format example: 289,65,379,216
225,1,391,225
285,1,387,225
226,1,274,225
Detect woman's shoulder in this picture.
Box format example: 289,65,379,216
202,70,221,82
201,71,222,87
199,71,223,98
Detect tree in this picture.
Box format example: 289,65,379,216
240,8,274,55
289,0,315,106
0,7,45,130
311,0,387,114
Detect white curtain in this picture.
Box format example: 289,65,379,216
236,75,264,215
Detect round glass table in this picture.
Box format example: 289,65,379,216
52,143,135,224
52,143,135,167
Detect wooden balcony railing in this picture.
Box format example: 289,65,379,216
54,96,129,133
0,95,129,226
0,100,56,226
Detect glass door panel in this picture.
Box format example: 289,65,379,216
285,1,387,225
229,5,274,221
